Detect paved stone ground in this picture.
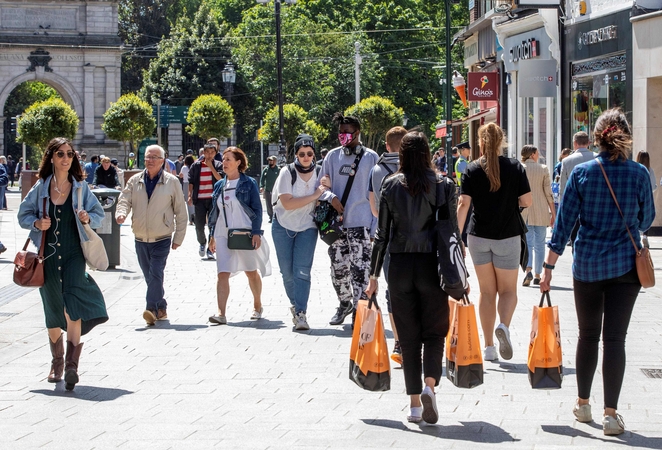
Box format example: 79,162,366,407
1,186,662,449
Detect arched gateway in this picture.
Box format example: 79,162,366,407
0,1,122,156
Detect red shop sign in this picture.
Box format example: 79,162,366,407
467,72,499,102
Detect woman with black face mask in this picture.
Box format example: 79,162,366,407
271,134,328,331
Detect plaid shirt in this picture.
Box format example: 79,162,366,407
548,153,655,282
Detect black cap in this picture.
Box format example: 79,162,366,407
110,158,119,165
294,133,315,152
186,149,193,154
456,141,471,150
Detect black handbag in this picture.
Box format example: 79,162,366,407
222,183,255,250
313,151,364,245
434,177,469,300
518,210,529,272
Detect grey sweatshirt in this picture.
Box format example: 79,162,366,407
319,145,379,230
370,152,400,215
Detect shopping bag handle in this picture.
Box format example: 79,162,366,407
539,291,552,308
368,293,380,311
460,293,471,306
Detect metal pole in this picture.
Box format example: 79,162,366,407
156,99,162,146
445,0,453,157
354,42,362,104
260,120,265,171
275,0,286,163
22,141,26,172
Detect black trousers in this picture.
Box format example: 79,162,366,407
388,252,449,395
573,269,640,409
194,198,213,247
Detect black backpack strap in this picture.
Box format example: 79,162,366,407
289,163,297,186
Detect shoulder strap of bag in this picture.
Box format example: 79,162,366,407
596,159,640,256
221,179,229,229
339,151,364,207
288,163,297,186
38,197,47,258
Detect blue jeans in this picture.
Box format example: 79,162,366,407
135,238,171,312
525,225,547,275
0,185,6,209
272,218,317,314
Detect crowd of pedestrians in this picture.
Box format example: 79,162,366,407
11,108,656,436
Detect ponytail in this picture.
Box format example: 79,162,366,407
477,123,505,192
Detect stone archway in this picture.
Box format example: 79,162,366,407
0,1,123,156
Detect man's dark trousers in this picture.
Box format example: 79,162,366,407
135,238,171,312
194,198,213,247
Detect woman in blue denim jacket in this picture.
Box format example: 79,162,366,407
208,147,271,325
17,138,107,391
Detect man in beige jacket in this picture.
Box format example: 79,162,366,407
116,145,188,326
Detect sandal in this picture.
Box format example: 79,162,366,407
250,307,263,320
407,406,423,423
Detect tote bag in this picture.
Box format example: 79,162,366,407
349,295,391,392
528,291,563,389
446,295,484,389
78,188,109,270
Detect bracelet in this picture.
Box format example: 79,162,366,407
369,275,379,280
542,262,555,270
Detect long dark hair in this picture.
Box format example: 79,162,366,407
593,108,632,162
636,151,650,169
38,137,84,182
398,131,434,196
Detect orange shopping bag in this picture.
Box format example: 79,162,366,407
445,295,483,388
349,295,391,391
528,291,563,389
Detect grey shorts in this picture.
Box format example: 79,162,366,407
468,235,520,270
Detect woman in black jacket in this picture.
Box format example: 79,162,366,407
365,131,461,425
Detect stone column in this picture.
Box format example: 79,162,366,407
105,66,118,109
0,116,5,156
83,65,95,140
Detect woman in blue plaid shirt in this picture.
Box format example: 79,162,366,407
540,109,655,436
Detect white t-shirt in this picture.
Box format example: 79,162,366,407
272,167,317,232
180,165,190,182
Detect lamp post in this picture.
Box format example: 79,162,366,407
221,62,236,146
445,0,453,158
257,0,296,164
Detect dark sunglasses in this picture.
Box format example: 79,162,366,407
55,151,75,159
297,151,315,158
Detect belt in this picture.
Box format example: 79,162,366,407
135,235,171,243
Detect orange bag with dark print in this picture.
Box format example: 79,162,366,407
445,295,483,389
349,295,391,391
528,291,563,389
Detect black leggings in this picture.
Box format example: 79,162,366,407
388,252,449,395
573,269,640,409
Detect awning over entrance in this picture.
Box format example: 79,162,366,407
435,108,497,138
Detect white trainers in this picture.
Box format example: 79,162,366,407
603,414,625,436
407,406,423,423
573,402,592,423
484,345,498,361
250,307,263,320
420,386,438,424
209,314,227,325
294,312,310,331
495,323,513,360
289,305,295,319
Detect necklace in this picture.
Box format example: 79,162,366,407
52,174,70,203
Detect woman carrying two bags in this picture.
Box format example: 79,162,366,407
17,137,108,391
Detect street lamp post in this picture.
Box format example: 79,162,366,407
257,0,296,164
445,0,453,158
221,62,236,146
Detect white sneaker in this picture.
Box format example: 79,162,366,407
603,414,625,436
484,345,498,361
407,406,423,423
294,312,310,331
495,323,513,360
573,402,592,423
250,307,263,320
420,386,438,424
289,306,296,321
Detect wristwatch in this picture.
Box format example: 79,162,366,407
542,262,555,270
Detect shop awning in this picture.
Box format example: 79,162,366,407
435,108,497,138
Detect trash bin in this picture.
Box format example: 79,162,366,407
91,188,121,269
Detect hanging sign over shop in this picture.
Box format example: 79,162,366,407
518,59,557,98
510,38,540,63
468,72,499,101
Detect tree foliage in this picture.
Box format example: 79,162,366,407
345,96,404,152
141,3,231,106
102,93,156,166
258,104,324,161
17,98,79,161
186,94,234,141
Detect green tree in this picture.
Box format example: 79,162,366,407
304,120,328,149
345,96,404,152
186,94,234,141
259,104,324,161
17,98,79,165
140,3,231,106
102,93,156,166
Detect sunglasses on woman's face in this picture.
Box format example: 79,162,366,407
297,152,314,158
55,151,75,159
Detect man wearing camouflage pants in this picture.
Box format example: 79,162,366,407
319,113,379,326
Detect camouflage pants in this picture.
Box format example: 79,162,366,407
328,227,371,306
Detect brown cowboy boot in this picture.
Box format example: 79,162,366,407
64,341,84,391
48,334,64,383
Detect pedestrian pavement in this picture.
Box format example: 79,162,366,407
1,186,662,449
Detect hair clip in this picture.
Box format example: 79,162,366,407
601,125,617,137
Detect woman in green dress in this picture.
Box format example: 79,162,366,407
18,137,108,391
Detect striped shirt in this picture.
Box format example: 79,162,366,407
548,153,655,282
198,164,213,199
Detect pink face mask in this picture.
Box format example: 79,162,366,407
338,133,354,147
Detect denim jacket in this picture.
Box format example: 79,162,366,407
17,176,105,248
209,173,263,236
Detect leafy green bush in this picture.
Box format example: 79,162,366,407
259,104,325,162
102,93,156,166
186,94,234,141
344,96,404,153
17,97,79,162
